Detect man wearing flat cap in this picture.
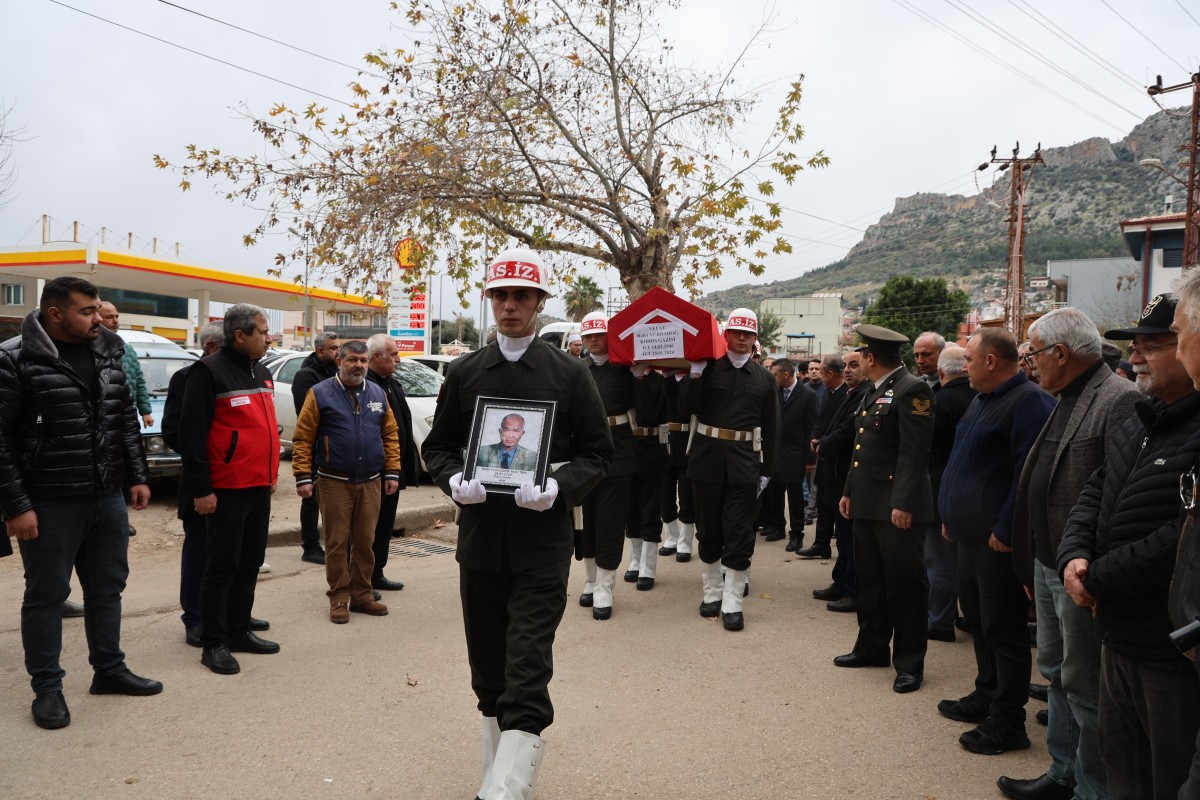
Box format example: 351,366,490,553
834,324,936,695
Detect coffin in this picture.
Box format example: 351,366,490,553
607,287,726,367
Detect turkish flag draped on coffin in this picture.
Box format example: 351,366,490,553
607,287,726,368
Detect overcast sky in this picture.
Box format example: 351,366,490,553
3,0,1198,322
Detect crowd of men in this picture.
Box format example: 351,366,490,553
7,265,1200,800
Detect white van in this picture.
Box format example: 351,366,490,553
539,321,582,350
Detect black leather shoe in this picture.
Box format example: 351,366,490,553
675,552,692,563
227,632,280,655
636,577,654,591
1035,708,1048,726
32,691,70,729
90,668,163,696
826,596,858,612
960,718,1031,755
796,544,832,559
785,536,801,552
955,616,972,634
185,626,202,648
201,645,240,675
937,692,990,723
128,524,137,537
249,617,270,632
61,600,85,618
699,600,721,618
812,583,844,601
658,545,677,556
592,606,612,620
372,574,405,591
893,672,923,693
579,590,593,607
928,627,956,643
833,652,889,668
763,529,785,542
300,548,326,565
996,772,1075,800
1028,682,1049,702
623,569,638,583
722,611,744,631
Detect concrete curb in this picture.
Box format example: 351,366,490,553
265,496,458,548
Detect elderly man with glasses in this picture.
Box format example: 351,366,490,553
1056,293,1200,800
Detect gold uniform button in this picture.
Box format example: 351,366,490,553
858,427,864,433
861,411,867,417
853,461,859,468
855,444,861,450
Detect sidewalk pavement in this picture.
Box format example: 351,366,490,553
0,482,1047,799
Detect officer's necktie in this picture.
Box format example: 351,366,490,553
783,386,791,404
501,451,511,469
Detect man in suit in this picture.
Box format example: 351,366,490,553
762,358,817,549
998,308,1139,800
834,324,935,694
913,331,946,387
681,307,780,632
366,334,417,594
926,346,975,643
476,414,540,471
800,355,848,559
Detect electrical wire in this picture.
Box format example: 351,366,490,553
46,0,352,107
1175,0,1200,30
1009,0,1147,94
1097,0,1190,74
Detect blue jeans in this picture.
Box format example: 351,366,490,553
1035,560,1107,799
18,491,130,694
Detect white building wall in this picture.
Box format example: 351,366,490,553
760,295,843,357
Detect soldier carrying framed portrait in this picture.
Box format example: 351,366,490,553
463,396,556,494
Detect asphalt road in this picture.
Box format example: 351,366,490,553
0,488,1048,799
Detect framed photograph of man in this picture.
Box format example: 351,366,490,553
463,397,557,494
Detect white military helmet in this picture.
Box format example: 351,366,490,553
580,311,608,335
725,308,759,334
484,248,553,297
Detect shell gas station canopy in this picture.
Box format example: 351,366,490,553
0,241,383,324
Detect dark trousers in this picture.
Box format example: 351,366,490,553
627,470,663,543
1099,646,1200,800
692,478,757,571
581,473,632,569
830,512,856,596
764,479,805,535
958,538,1030,728
179,510,207,628
372,483,401,578
852,517,927,674
18,491,129,694
925,524,958,633
299,488,321,551
1182,661,1200,800
460,558,570,736
660,463,695,524
199,486,271,648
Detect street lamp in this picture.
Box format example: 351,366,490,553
1139,157,1188,187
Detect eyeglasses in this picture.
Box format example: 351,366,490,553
1020,343,1059,364
1129,340,1178,356
1182,467,1197,511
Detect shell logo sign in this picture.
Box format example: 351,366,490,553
393,237,423,270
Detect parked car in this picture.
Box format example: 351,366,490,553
117,331,198,479
263,351,444,475
412,354,458,375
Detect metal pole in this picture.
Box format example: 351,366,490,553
1185,74,1200,270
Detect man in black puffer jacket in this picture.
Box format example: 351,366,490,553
0,277,159,731
1058,293,1200,800
291,332,339,564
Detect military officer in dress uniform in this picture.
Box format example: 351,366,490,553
658,371,696,562
422,249,613,800
679,308,781,632
834,324,935,695
577,311,663,618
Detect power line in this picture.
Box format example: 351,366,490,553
1175,0,1200,30
47,0,352,108
1097,0,1190,74
1009,0,1146,94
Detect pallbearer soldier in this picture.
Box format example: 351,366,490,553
422,249,612,800
577,311,662,618
658,371,696,562
624,364,668,591
679,307,781,631
834,324,935,694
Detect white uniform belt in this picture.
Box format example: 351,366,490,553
666,422,691,433
606,413,630,427
695,423,754,442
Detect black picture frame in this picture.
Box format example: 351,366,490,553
463,396,556,494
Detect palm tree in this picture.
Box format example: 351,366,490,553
564,276,604,321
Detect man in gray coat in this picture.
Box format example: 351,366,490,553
999,308,1139,800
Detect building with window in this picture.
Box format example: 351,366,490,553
1121,212,1187,304
759,294,843,358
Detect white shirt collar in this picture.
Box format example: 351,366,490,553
497,332,535,363
728,351,751,369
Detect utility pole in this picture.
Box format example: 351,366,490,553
1148,73,1200,270
980,143,1043,338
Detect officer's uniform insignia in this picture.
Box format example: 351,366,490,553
912,398,932,416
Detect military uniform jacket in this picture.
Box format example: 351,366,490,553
422,337,614,572
662,375,690,469
842,368,935,522
588,360,664,477
678,356,781,485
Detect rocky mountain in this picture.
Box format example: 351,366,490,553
701,109,1192,313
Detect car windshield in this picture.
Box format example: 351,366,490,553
395,359,444,397
139,357,196,394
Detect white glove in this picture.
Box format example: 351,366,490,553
450,473,487,504
757,476,770,498
514,478,559,512
689,360,707,378
630,363,650,378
